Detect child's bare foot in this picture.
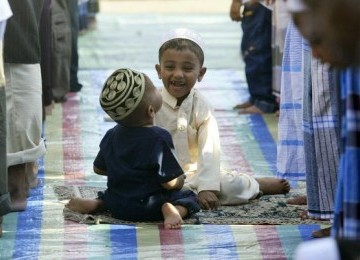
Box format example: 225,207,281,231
65,198,102,214
256,177,290,195
312,226,331,238
161,203,183,229
287,195,307,205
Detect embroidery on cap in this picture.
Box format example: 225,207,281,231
99,68,146,121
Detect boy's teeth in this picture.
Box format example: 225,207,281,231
172,82,183,86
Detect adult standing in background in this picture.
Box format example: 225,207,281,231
0,0,12,237
39,0,54,119
276,21,306,186
69,0,83,93
298,0,360,241
292,0,360,257
271,0,290,98
230,0,278,114
3,0,46,212
277,1,340,238
51,0,71,103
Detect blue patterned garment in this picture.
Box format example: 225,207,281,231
332,67,360,240
302,43,340,220
277,21,306,181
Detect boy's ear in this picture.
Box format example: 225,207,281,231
147,105,156,118
155,64,161,79
197,67,207,82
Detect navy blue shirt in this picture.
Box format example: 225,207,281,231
94,125,184,220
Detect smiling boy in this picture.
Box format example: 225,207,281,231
155,28,290,210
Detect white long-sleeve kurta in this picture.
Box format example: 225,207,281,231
155,87,259,205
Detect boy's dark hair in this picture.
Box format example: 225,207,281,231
158,38,204,66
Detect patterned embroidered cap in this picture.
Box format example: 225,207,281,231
99,68,145,121
160,28,205,51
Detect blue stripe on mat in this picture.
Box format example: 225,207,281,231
110,224,137,257
249,115,277,175
297,224,320,242
13,157,45,259
276,225,304,259
203,225,239,259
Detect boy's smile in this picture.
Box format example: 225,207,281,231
156,49,206,104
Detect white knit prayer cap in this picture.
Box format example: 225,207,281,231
287,0,308,12
160,28,205,51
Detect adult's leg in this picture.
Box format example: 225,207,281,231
271,0,290,98
276,21,306,182
5,63,46,211
0,81,11,215
302,46,340,239
240,3,277,113
39,0,54,120
69,0,82,92
0,39,11,217
8,164,28,211
51,0,72,102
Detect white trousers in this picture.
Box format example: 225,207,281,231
184,169,260,205
219,169,260,205
5,63,46,166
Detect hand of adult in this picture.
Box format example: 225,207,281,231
230,0,242,22
198,190,220,210
264,0,276,5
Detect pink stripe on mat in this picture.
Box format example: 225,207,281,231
62,93,88,258
217,114,253,173
62,93,85,184
159,225,185,260
255,225,287,259
63,221,88,259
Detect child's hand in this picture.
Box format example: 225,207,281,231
198,190,220,210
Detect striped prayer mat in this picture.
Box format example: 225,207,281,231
0,69,326,259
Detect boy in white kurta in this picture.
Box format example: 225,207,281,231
155,28,290,210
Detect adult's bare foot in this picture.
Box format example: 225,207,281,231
238,105,264,114
0,216,3,237
256,177,290,195
25,161,39,189
287,195,307,205
312,227,331,238
161,203,183,229
233,101,252,110
300,210,308,219
45,101,55,116
8,164,29,212
65,198,103,214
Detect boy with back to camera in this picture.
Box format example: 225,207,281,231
154,28,290,210
66,68,200,229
